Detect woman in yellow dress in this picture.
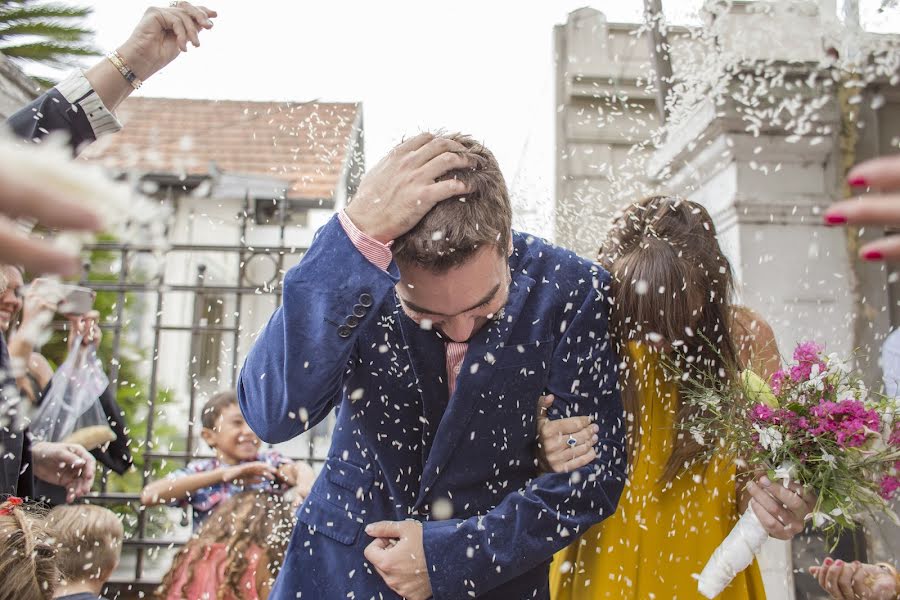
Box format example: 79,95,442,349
539,196,814,599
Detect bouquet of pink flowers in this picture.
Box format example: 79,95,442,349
677,341,900,598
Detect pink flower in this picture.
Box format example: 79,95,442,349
770,370,787,395
750,404,776,423
811,399,881,448
793,341,824,364
790,341,827,383
880,473,900,500
889,426,900,448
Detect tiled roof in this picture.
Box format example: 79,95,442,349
82,97,361,199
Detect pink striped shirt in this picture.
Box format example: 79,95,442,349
338,210,467,394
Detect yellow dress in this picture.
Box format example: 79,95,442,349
550,343,766,600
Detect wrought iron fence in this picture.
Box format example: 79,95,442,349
66,184,327,595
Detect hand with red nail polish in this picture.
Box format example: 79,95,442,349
824,154,900,261
810,556,898,600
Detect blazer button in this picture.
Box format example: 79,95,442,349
352,304,366,318
359,292,373,307
346,315,360,328
337,325,352,338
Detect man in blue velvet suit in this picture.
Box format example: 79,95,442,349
239,132,626,599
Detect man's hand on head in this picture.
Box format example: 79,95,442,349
345,133,472,244
364,520,432,600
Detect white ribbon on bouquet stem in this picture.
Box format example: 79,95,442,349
696,506,769,599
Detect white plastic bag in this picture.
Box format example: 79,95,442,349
31,335,110,446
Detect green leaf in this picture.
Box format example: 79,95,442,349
1,41,99,65
0,21,93,42
0,3,92,23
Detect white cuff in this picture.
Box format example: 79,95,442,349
55,70,123,137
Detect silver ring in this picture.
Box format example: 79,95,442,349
566,435,578,447
169,1,179,6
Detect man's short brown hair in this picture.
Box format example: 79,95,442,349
200,389,238,430
47,504,124,583
392,133,511,272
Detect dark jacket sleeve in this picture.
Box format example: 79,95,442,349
5,87,98,154
92,384,133,474
36,379,133,474
0,334,32,497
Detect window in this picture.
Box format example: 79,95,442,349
254,198,310,227
192,293,225,378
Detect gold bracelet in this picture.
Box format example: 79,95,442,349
106,51,142,90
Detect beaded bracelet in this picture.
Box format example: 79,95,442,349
106,51,142,90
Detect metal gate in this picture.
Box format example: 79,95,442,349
66,182,327,595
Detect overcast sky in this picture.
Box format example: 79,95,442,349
53,1,898,236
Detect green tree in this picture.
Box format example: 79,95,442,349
0,0,98,84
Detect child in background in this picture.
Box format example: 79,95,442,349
141,390,315,529
47,504,124,600
0,497,59,600
155,490,295,600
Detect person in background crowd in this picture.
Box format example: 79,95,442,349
810,559,899,600
155,490,295,600
0,2,217,275
0,265,96,500
0,0,216,500
47,504,125,600
0,169,100,277
0,497,59,600
140,390,315,529
825,154,900,260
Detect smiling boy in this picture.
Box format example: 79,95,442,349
140,390,315,528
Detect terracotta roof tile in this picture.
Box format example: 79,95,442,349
82,97,361,199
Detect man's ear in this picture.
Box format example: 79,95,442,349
200,427,216,448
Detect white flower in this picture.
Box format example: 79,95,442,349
804,363,828,392
754,425,783,453
821,451,836,466
689,425,705,446
810,512,834,527
825,353,851,375
773,461,797,484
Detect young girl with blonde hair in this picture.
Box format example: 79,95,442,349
0,497,58,600
156,490,295,600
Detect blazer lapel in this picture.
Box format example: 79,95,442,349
414,268,537,509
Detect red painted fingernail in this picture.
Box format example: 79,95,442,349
824,213,847,225
862,250,884,261
848,176,868,187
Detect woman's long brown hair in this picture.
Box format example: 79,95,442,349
600,195,739,482
156,490,295,600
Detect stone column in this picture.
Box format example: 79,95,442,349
553,8,661,258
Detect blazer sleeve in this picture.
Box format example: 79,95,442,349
5,71,122,154
421,268,627,599
237,215,401,444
